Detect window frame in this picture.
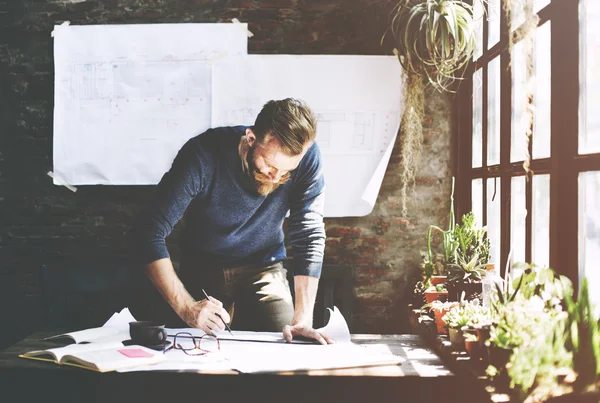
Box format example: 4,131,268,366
455,0,600,288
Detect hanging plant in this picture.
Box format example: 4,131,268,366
383,0,477,218
504,0,540,180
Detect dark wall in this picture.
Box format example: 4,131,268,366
0,0,453,347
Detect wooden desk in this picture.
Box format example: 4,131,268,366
0,331,474,403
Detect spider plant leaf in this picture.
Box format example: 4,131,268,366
510,274,524,302
494,281,505,305
445,4,458,43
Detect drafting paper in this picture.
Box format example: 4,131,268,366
52,23,248,185
212,55,404,217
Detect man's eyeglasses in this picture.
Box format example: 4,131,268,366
164,332,221,356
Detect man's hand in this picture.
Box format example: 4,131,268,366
180,296,231,335
283,323,334,345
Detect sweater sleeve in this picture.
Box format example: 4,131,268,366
130,139,205,265
287,142,326,278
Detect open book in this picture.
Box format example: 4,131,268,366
19,342,166,372
44,307,135,344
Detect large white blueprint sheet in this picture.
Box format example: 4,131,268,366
52,23,248,185
212,55,403,217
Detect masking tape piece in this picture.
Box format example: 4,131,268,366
47,171,77,193
231,18,254,38
51,21,70,38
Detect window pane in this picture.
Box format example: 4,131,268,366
580,0,600,154
532,174,550,267
579,171,600,311
511,0,524,30
474,0,484,60
487,177,501,268
511,177,527,265
511,39,527,163
472,178,483,227
533,22,551,159
487,0,500,49
488,57,501,166
535,0,550,12
473,69,483,168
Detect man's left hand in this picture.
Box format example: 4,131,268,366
282,324,334,345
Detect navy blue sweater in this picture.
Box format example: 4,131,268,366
131,126,326,278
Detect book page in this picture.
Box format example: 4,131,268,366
45,327,124,343
21,341,124,363
44,307,135,343
62,345,165,372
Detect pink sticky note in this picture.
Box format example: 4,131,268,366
118,348,154,358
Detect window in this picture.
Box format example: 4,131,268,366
456,1,600,298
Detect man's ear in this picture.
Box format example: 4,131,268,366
245,129,256,146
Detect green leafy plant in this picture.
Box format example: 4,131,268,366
422,177,458,280
563,277,600,392
382,1,477,218
442,298,488,329
453,211,490,265
447,253,486,283
385,0,477,91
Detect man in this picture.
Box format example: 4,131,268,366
130,98,332,344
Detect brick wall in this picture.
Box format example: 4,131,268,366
0,0,453,345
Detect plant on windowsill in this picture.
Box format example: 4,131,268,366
446,211,491,302
382,0,478,218
442,296,488,350
413,177,458,306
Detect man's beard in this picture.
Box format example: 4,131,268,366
246,146,290,196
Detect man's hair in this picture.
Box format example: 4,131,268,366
252,98,317,156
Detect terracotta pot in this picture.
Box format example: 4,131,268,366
424,289,448,304
432,308,450,335
430,276,447,286
476,326,491,366
464,338,481,360
448,327,465,350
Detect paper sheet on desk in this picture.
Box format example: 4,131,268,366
223,342,403,374
120,306,403,373
165,306,351,344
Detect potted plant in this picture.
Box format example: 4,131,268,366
424,283,448,304
383,1,477,218
430,300,458,335
463,330,480,360
446,211,491,302
442,297,487,350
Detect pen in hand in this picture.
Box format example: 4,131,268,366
202,289,234,336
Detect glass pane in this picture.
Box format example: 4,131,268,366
488,57,501,166
487,177,501,268
533,22,551,159
535,0,550,13
511,0,524,30
579,171,600,312
532,174,550,267
472,178,483,227
580,0,600,154
511,177,526,265
487,0,500,49
511,40,527,163
474,0,484,60
473,69,483,168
